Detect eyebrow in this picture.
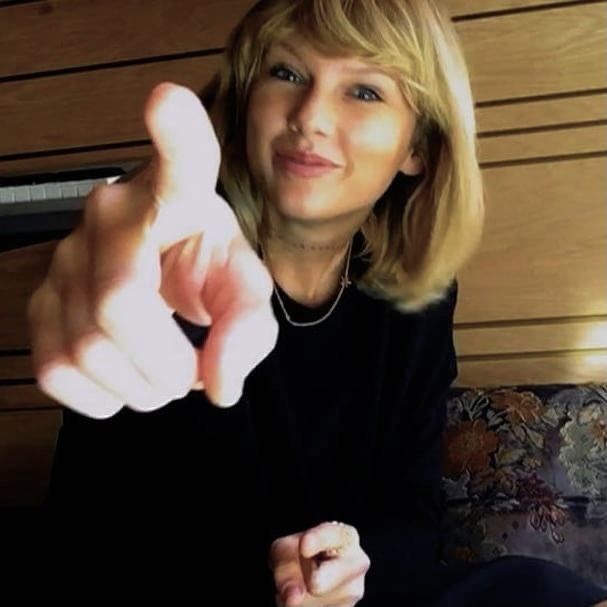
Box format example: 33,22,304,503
272,41,395,79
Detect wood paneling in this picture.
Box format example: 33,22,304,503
0,409,62,506
444,0,582,17
0,240,58,350
456,351,607,387
480,125,606,164
0,145,152,178
0,385,59,412
0,355,33,381
454,319,607,356
458,156,607,323
0,57,221,158
476,92,607,134
455,3,607,102
0,0,254,78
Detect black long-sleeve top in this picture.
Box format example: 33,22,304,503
44,231,458,605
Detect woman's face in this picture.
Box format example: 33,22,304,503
246,32,423,228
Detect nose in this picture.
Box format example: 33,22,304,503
287,87,339,138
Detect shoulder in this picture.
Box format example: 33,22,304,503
377,277,458,331
365,278,458,383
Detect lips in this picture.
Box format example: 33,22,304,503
275,154,338,178
276,150,339,167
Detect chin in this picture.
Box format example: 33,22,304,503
270,191,335,223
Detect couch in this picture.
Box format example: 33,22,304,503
440,382,607,589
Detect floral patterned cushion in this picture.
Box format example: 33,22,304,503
440,382,607,588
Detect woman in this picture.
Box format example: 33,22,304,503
30,0,606,605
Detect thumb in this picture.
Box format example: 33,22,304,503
143,81,232,250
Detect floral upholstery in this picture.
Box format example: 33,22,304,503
440,382,607,588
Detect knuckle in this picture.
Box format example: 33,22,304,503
269,536,293,573
92,281,132,328
268,538,284,563
359,554,371,573
86,182,114,209
82,184,107,224
69,330,106,368
83,183,130,233
48,237,74,291
52,235,72,266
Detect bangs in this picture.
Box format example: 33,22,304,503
251,0,424,112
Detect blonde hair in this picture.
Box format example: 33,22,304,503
197,0,485,313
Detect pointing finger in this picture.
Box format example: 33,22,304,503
198,235,277,407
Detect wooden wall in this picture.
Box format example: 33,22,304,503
0,0,605,505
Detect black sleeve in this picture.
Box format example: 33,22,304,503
44,406,136,509
44,312,209,510
357,280,458,604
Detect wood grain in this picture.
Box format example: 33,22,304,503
0,0,255,78
480,125,607,164
454,3,607,102
476,92,607,134
0,384,60,412
458,156,607,322
0,56,221,158
0,241,59,350
444,0,579,17
456,351,607,387
0,355,34,381
454,319,607,357
0,145,152,178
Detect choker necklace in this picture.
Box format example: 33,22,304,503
259,238,353,328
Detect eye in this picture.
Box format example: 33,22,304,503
270,64,297,80
269,63,383,103
357,85,381,102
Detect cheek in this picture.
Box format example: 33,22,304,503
246,97,274,165
353,118,401,156
247,90,283,146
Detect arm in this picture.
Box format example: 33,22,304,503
43,313,206,509
357,280,458,604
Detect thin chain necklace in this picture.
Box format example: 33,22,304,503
259,238,353,328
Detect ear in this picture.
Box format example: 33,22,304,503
399,149,424,176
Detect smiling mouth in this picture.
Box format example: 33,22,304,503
275,154,340,178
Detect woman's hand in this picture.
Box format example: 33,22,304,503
27,82,278,419
269,521,371,607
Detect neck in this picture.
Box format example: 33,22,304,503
261,229,354,308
